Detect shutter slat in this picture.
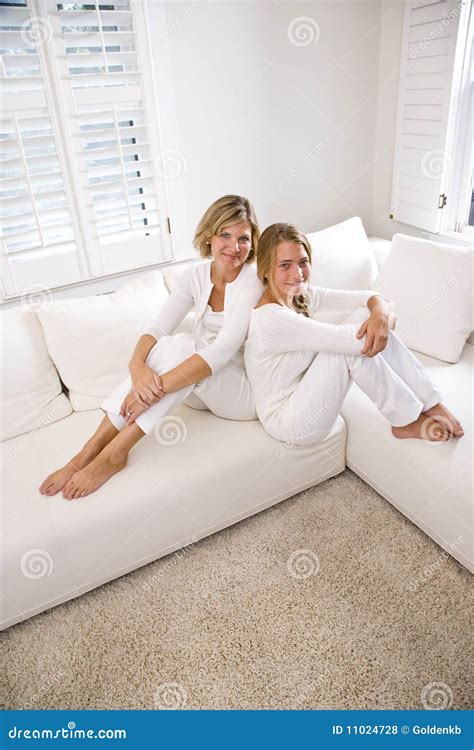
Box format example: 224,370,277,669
390,0,464,231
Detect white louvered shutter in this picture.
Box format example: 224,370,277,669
390,0,469,232
1,0,172,298
0,0,84,295
53,0,170,273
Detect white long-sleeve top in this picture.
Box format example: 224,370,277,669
143,261,264,374
244,285,388,432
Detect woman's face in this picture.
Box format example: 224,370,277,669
270,241,311,304
209,220,252,271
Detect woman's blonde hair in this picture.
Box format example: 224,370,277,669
257,223,313,317
193,195,259,263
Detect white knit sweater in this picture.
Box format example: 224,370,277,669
244,285,387,431
144,260,263,374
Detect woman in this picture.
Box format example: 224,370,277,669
39,195,263,499
244,223,464,447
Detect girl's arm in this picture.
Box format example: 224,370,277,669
311,286,392,320
255,304,371,357
357,294,397,357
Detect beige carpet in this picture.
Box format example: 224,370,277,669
2,469,472,710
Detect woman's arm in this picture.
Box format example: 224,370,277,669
143,267,196,341
127,334,164,404
159,353,212,394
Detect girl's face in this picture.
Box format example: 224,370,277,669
270,241,311,304
209,220,252,271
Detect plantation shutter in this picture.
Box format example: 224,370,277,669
0,0,85,295
1,0,172,298
390,0,466,232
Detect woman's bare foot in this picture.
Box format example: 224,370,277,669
392,414,452,442
422,402,464,437
39,416,119,496
39,445,101,496
62,449,127,500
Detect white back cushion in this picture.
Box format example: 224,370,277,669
373,233,473,363
306,216,378,290
0,307,72,441
37,270,169,411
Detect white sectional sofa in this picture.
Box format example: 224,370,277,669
1,218,472,630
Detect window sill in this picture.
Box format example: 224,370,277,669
1,256,197,309
423,230,473,248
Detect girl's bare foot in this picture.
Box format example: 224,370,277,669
62,449,127,500
392,414,451,442
39,445,101,496
422,402,464,437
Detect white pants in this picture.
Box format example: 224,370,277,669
278,307,442,446
100,333,256,435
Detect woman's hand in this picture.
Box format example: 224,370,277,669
356,311,397,357
120,391,150,425
129,361,165,405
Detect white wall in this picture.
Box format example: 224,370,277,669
150,0,383,238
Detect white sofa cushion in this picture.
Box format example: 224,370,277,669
341,343,473,573
0,404,346,629
0,307,72,441
306,216,379,290
36,271,169,411
373,234,473,363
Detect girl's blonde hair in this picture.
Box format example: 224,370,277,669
193,195,259,262
256,223,312,316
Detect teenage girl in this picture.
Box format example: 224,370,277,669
244,223,464,447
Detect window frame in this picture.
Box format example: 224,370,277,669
1,0,190,303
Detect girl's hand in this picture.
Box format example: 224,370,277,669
129,362,165,405
356,311,397,357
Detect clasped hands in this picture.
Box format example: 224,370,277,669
120,363,165,425
356,311,397,358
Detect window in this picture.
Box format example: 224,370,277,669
390,0,473,237
1,0,175,299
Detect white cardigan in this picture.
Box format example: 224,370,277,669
144,261,264,374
